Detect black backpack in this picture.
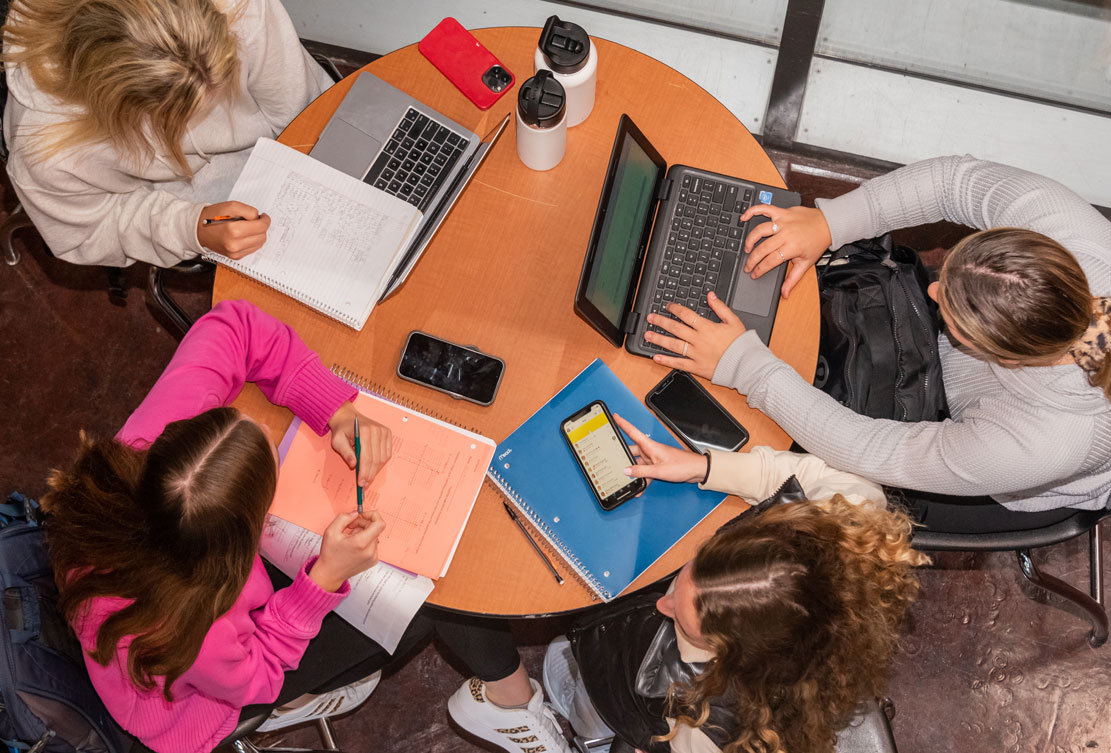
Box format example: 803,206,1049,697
0,494,130,753
814,235,948,422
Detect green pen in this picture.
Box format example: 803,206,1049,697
354,417,363,514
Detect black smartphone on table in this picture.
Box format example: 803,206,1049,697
645,370,749,454
396,331,505,406
560,400,647,510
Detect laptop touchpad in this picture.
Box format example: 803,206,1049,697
309,117,382,178
730,252,777,316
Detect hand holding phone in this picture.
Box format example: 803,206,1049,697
560,401,646,510
611,413,709,484
419,18,514,110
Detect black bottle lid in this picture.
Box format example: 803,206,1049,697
517,70,566,128
538,15,590,74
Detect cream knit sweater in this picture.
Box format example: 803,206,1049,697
2,0,332,267
714,155,1111,512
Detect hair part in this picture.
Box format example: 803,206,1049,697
938,228,1092,364
43,407,276,700
3,0,240,175
660,498,929,753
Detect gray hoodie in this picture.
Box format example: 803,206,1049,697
713,155,1111,511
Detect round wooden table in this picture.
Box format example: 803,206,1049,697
215,27,819,616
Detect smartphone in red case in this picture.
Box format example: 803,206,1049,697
418,17,514,110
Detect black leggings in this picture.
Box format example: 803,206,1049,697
239,560,521,718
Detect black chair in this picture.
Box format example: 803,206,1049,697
913,507,1108,647
213,709,345,753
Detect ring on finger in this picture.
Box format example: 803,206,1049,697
778,249,785,261
771,222,779,233
682,342,688,357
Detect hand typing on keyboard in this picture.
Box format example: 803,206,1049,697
740,205,832,300
642,291,748,380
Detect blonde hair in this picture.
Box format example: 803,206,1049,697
2,0,240,175
661,497,929,753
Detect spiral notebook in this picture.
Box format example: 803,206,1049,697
487,359,727,601
207,138,422,329
269,366,495,579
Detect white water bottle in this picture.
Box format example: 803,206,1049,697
516,70,567,171
534,15,596,128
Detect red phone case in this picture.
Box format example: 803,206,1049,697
418,18,514,110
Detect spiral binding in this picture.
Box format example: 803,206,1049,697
486,469,609,601
330,366,484,435
217,262,359,328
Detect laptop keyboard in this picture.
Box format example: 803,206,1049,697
642,174,756,351
363,108,471,212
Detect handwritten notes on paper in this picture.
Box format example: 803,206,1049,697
260,515,433,652
213,138,422,329
270,391,496,579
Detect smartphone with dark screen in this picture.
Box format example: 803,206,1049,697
645,371,749,454
396,331,505,406
418,18,514,110
560,400,647,510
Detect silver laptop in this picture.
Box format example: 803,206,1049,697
310,72,508,299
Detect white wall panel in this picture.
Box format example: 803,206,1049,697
279,0,776,134
798,59,1111,206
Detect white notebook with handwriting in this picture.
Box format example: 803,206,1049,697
210,138,421,329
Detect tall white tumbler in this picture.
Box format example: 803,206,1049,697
533,16,596,128
516,70,567,171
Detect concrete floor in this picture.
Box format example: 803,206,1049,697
3,144,1109,753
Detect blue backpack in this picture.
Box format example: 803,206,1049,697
0,493,129,753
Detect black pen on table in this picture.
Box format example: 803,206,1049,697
503,501,563,585
202,215,248,226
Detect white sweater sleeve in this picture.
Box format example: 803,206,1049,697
5,165,205,267
234,0,332,136
700,446,885,506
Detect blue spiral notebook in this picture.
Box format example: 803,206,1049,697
487,359,726,601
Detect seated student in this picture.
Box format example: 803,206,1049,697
544,416,927,753
2,0,330,268
642,155,1111,529
42,299,570,753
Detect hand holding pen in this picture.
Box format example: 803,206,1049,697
326,403,393,502
196,200,271,260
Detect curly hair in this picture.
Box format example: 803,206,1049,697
43,407,276,701
661,497,929,753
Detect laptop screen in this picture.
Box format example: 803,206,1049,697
574,117,667,345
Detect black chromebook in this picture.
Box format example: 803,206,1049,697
573,115,800,354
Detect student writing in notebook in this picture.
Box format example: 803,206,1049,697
642,156,1111,530
543,415,928,753
3,0,330,267
41,300,572,753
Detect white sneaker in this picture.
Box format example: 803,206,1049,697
447,677,571,753
258,671,382,732
542,637,576,721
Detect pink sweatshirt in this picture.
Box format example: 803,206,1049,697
73,300,358,753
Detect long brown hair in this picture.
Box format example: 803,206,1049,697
938,228,1111,397
663,498,928,753
43,407,277,700
2,0,240,174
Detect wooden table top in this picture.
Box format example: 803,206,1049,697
215,27,819,617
